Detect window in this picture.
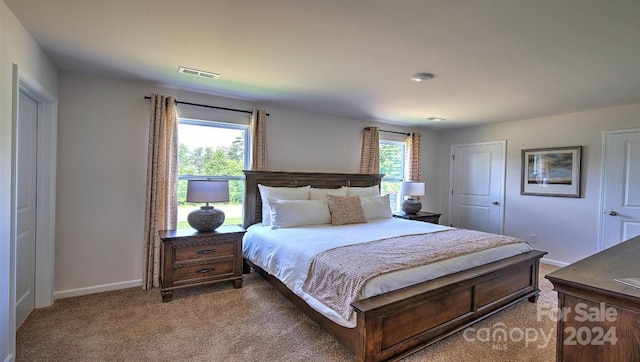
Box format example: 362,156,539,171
177,118,249,228
379,140,405,211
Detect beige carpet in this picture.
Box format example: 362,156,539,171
17,264,559,361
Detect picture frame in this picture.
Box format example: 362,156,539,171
521,146,582,197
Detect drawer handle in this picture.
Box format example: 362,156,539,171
197,268,215,274
196,249,216,255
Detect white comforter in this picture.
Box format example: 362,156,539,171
243,217,532,328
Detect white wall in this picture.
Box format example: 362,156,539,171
55,72,432,296
1,1,58,360
435,103,640,265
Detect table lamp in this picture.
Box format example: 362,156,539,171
186,179,229,232
400,181,425,214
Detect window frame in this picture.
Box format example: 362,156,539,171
177,118,250,226
379,139,406,212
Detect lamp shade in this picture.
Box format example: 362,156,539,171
400,182,425,197
186,180,230,203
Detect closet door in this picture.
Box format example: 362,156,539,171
601,129,640,249
16,90,38,329
450,141,505,234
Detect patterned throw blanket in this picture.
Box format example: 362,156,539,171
302,229,524,320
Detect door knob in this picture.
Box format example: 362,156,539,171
608,211,618,216
492,201,500,205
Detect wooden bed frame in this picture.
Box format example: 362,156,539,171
243,170,546,362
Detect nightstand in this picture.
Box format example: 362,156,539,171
393,211,441,224
158,225,245,302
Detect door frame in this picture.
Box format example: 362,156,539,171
599,128,640,251
10,65,57,331
449,140,506,234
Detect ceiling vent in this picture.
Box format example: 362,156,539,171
178,66,220,80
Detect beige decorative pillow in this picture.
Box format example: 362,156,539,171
326,195,367,226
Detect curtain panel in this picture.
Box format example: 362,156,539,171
143,94,178,290
406,132,422,182
360,127,380,174
250,109,268,171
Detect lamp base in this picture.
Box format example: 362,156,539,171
401,198,422,214
187,206,225,232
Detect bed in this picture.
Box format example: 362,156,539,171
242,170,546,362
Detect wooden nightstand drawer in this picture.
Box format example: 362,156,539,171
159,225,245,302
173,259,235,283
174,241,235,262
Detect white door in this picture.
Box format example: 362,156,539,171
16,90,38,329
601,129,640,250
450,141,506,234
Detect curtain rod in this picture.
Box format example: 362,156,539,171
365,127,410,136
144,96,269,116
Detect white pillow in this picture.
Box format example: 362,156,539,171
361,194,393,220
346,185,380,197
258,184,310,225
268,199,331,229
309,187,348,200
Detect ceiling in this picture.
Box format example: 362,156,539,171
6,0,640,129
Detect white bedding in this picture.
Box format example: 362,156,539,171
242,217,532,328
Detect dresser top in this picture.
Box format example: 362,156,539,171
158,225,245,239
546,235,640,301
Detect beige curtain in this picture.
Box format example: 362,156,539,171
250,109,268,171
142,94,178,290
406,132,422,182
360,127,380,174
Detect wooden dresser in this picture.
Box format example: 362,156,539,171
545,235,640,362
158,225,245,302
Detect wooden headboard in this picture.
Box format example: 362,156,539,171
242,170,383,228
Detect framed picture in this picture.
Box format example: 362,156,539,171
521,146,582,197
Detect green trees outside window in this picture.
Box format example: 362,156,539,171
380,140,405,211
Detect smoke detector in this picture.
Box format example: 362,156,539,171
178,66,220,80
411,73,434,82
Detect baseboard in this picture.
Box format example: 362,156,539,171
541,257,569,268
53,279,142,300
